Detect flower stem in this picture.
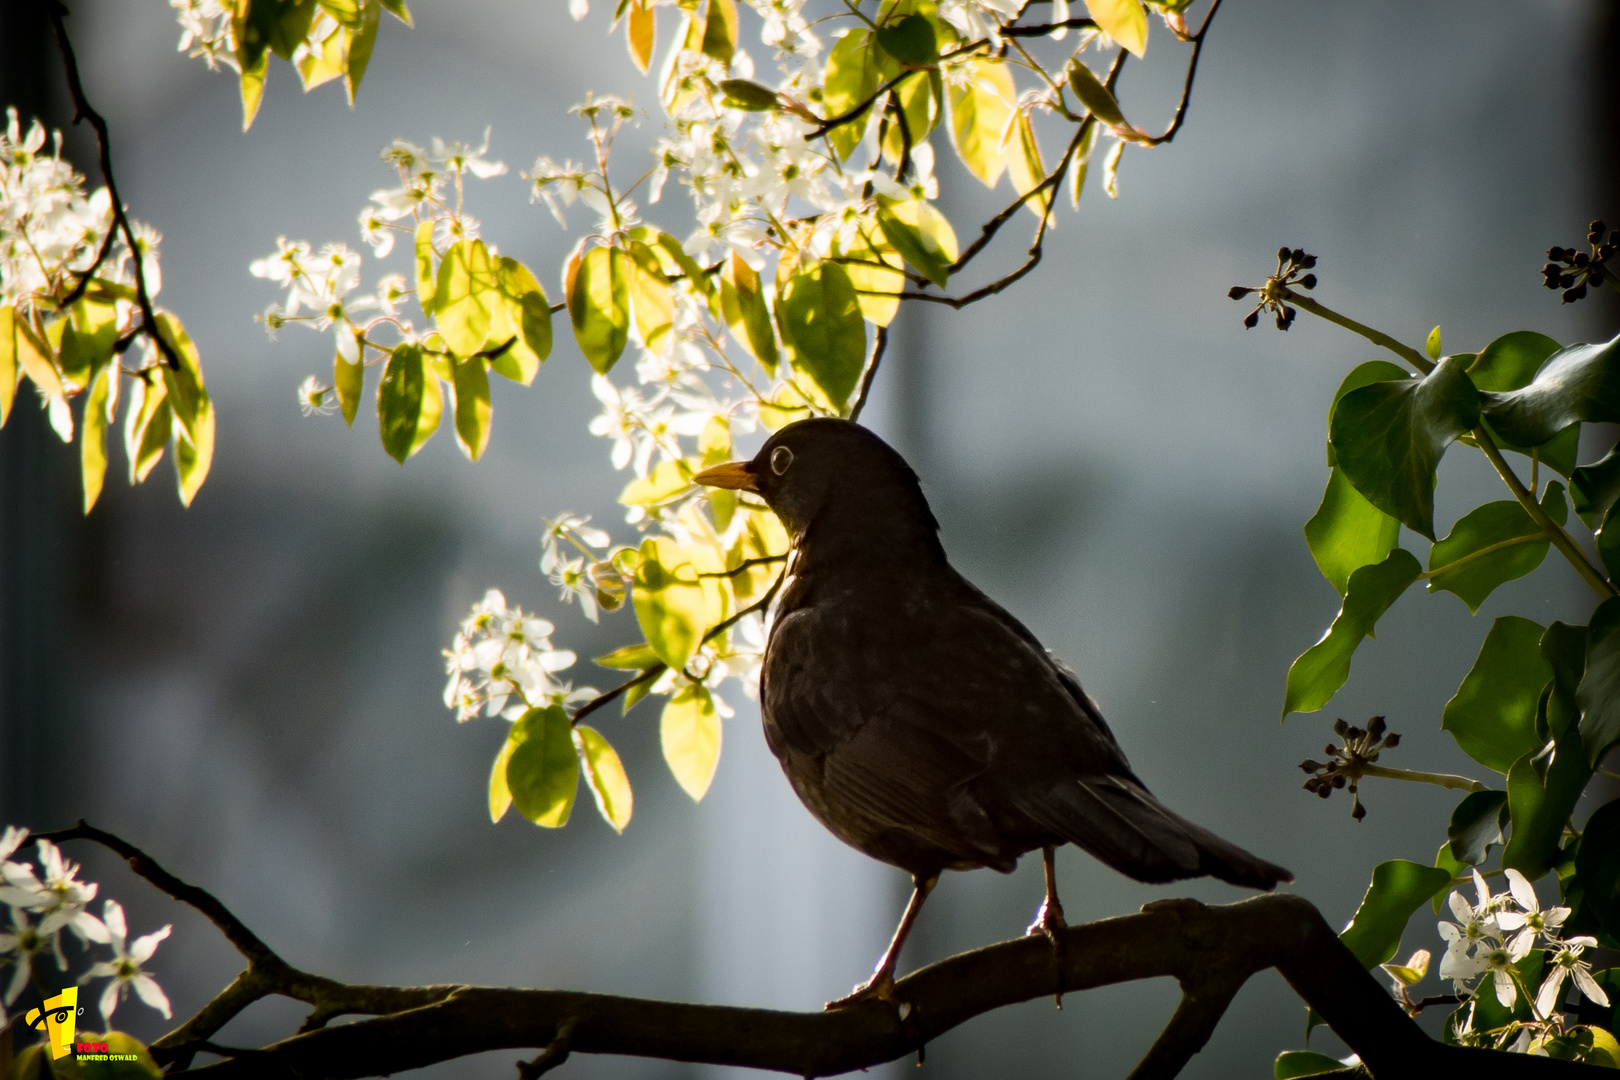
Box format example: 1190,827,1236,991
1282,291,1433,375
1358,763,1487,793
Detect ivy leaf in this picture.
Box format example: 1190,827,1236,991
1329,354,1481,539
451,357,491,462
1480,333,1620,448
506,706,579,828
433,239,497,357
1085,0,1147,57
1303,468,1399,597
1442,616,1553,774
1574,797,1620,943
1324,361,1410,467
1504,623,1593,878
1571,445,1620,530
662,683,721,800
632,537,706,671
1467,330,1563,393
1426,483,1567,612
575,725,634,832
875,197,958,288
1447,790,1509,865
1338,859,1454,969
946,58,1015,187
1578,596,1620,767
567,246,630,374
1283,549,1421,717
719,253,779,371
776,259,866,411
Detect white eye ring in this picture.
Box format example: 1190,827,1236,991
770,446,794,475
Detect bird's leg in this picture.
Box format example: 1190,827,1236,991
1026,845,1068,1007
825,873,938,1010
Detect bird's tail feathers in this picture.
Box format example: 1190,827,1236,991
1026,778,1293,891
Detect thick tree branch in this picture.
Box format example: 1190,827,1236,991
162,894,1598,1080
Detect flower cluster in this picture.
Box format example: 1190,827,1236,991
0,827,172,1026
169,0,236,72
1229,247,1317,330
1413,869,1612,1054
1542,219,1617,305
443,590,594,723
1298,716,1400,821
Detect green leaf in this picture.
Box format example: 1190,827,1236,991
0,304,17,426
1480,333,1620,447
1274,1051,1349,1080
594,642,664,670
835,222,904,327
1304,467,1399,596
568,246,630,374
124,377,170,484
575,724,634,832
1504,624,1592,879
1085,0,1146,56
80,362,115,514
485,257,551,384
343,0,381,104
822,30,893,161
1433,841,1468,912
1330,354,1481,539
451,356,491,461
1575,798,1620,944
55,296,119,391
1004,111,1049,220
1065,59,1125,127
415,221,437,315
432,239,497,357
874,14,936,65
1447,789,1508,865
489,732,516,822
719,254,779,371
1467,331,1563,393
1283,549,1421,717
1578,596,1620,766
1442,616,1553,773
334,339,364,426
632,537,706,671
380,0,411,23
718,78,779,111
776,259,866,411
1426,483,1567,612
155,313,210,448
946,57,1015,187
1338,859,1454,969
620,458,694,509
506,706,579,828
875,197,957,288
662,683,721,800
1572,445,1620,530
377,343,441,463
1324,360,1412,467
237,46,269,131
699,0,737,63
1601,498,1620,584
1425,326,1442,361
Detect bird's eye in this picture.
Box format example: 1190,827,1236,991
770,446,794,475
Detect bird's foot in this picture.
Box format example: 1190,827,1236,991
1026,897,1068,942
824,970,899,1011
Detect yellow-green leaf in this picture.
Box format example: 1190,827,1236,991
380,0,411,24
486,257,551,384
594,641,664,670
415,221,437,315
875,197,958,287
13,315,70,440
719,253,779,370
822,30,894,161
1101,137,1125,198
506,706,579,828
81,362,116,513
130,392,172,485
295,21,347,89
433,239,497,357
947,58,1015,187
1426,325,1443,362
626,241,674,354
620,457,692,508
1067,121,1102,209
575,725,634,832
0,305,18,426
699,0,737,63
156,312,209,450
451,356,491,461
633,536,706,671
1005,111,1049,220
1086,0,1147,56
237,46,269,131
377,342,440,462
1066,59,1126,127
835,224,904,327
489,732,517,822
661,684,721,800
568,246,631,374
628,0,656,71
334,340,364,426
344,0,381,103
776,259,867,411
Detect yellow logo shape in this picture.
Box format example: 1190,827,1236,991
24,987,79,1060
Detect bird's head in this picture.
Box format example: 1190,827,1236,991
693,418,941,556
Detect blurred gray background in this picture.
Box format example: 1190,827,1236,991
2,0,1618,1076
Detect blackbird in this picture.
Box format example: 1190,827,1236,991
694,418,1291,1008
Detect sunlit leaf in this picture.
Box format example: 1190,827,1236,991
719,253,779,371
875,197,958,288
80,363,116,513
626,241,674,354
506,705,579,827
415,221,437,315
1065,59,1125,128
451,356,491,461
662,683,721,800
1283,549,1421,717
874,14,936,65
1481,333,1620,448
1274,1051,1348,1079
633,536,706,671
879,71,937,165
699,0,737,63
594,642,664,671
1304,468,1399,597
489,731,517,822
822,30,892,161
77,1031,164,1080
759,381,814,432
124,376,169,484
14,314,69,441
237,46,269,131
718,78,779,111
620,458,693,508
334,339,364,426
377,342,440,462
344,0,381,103
1467,331,1563,393
1086,0,1147,56
156,313,214,507
1447,789,1508,865
295,20,346,89
486,257,550,385
575,725,634,832
1100,138,1124,198
0,305,16,426
380,0,411,23
568,246,630,374
1005,111,1049,220
1338,859,1453,968
947,57,1014,187
1442,616,1552,774
1066,121,1101,209
1330,354,1481,539
433,239,497,357
776,259,866,411
628,0,656,72
835,222,903,327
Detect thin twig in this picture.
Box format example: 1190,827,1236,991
44,2,181,370
516,1016,579,1080
697,554,788,578
849,325,889,422
1137,0,1223,146
1001,17,1098,36
808,71,917,140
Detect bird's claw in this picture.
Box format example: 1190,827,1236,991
1026,897,1068,942
825,971,899,1011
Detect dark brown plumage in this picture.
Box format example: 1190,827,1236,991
695,418,1291,1007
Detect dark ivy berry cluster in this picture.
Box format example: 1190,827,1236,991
1299,716,1400,822
1543,220,1617,304
1228,247,1317,330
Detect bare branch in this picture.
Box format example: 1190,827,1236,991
849,324,889,422
1001,17,1098,37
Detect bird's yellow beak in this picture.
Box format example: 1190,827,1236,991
693,460,761,493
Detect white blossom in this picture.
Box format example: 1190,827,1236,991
82,899,173,1023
